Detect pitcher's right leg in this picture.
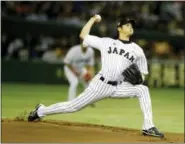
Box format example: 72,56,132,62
28,75,112,120
37,87,98,117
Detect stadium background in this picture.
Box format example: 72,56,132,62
1,1,184,142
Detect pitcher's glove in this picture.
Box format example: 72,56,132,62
122,64,143,85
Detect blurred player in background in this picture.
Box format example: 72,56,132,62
63,42,95,107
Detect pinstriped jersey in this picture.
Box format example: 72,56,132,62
83,35,148,81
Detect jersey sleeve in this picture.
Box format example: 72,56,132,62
87,49,95,66
136,50,149,75
82,35,102,50
63,49,74,64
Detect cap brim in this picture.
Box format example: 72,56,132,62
126,19,135,27
117,19,136,27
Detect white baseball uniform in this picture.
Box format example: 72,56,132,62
37,35,155,130
63,44,95,101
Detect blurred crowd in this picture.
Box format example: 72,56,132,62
1,34,74,63
2,1,185,35
1,1,184,63
2,33,184,63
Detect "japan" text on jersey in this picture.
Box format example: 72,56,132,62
108,47,135,62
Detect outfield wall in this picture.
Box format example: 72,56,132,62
2,60,184,88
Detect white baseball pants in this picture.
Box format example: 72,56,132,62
37,73,155,130
64,66,88,101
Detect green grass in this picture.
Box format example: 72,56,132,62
2,83,184,133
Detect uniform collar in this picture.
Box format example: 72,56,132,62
118,39,132,44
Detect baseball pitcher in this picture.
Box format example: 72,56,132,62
28,14,164,138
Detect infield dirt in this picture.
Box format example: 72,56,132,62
2,119,184,142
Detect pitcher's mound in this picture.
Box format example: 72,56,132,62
2,119,184,142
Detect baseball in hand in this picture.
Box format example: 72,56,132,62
94,14,101,22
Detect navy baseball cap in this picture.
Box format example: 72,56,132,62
117,17,136,28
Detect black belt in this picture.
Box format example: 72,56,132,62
100,76,119,86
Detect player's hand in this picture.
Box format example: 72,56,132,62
83,72,92,82
92,14,102,23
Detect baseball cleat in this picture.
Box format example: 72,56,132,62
28,104,43,122
142,127,164,138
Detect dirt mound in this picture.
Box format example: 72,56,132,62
2,119,184,142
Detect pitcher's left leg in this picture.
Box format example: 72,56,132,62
135,85,154,130
112,83,164,138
